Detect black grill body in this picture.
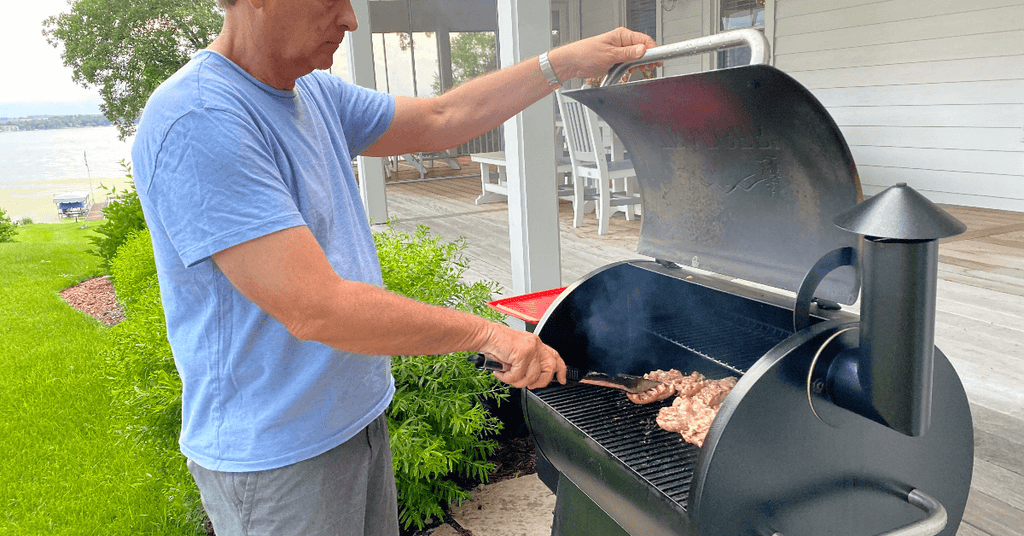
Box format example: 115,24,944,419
525,261,973,536
524,62,974,536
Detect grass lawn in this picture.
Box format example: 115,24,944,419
0,223,200,535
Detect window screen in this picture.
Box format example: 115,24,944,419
718,0,765,68
627,0,657,41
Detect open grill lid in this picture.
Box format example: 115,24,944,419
566,65,863,305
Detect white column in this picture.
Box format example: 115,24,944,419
436,30,454,93
348,0,388,223
497,0,563,295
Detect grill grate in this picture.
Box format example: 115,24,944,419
646,310,791,374
534,383,702,509
533,312,790,510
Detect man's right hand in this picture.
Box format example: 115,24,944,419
475,324,567,390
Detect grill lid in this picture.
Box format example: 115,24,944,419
567,65,863,305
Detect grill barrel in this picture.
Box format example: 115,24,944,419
523,59,974,536
527,261,973,536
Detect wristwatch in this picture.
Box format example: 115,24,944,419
538,52,562,90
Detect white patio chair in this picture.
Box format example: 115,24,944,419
555,90,641,235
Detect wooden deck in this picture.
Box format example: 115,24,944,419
375,160,1024,536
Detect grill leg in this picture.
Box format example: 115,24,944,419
551,474,629,536
535,449,558,493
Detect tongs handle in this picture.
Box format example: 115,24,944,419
467,353,505,372
601,28,770,87
468,353,583,381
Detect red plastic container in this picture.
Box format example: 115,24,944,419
487,287,567,324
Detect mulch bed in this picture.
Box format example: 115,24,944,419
60,276,124,326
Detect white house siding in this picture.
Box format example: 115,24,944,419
660,0,705,76
771,0,1024,211
582,0,622,36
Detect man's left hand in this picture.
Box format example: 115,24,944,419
547,27,660,83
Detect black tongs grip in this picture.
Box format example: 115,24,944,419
467,353,582,381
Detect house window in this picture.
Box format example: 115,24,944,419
718,0,765,68
626,0,657,42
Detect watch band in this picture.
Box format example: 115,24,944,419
538,52,562,89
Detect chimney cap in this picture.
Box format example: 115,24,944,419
834,183,967,240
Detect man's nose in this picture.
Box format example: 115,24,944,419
337,0,358,32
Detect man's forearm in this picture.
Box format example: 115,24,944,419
363,28,655,157
289,278,495,357
425,54,557,149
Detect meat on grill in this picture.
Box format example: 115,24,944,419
628,369,738,447
626,369,706,404
657,376,737,447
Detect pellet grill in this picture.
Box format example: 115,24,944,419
524,30,973,536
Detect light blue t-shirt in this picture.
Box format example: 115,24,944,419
131,50,396,472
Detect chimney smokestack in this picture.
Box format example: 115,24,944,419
831,183,966,436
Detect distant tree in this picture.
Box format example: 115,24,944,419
0,208,17,243
43,0,223,140
433,33,498,94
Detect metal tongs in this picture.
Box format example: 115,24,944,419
467,353,661,394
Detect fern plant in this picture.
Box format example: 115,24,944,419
374,221,510,530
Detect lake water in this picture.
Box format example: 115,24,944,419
0,125,136,222
0,125,134,184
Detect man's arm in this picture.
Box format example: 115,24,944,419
362,27,657,157
211,225,565,389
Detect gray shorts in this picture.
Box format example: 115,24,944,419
187,413,399,536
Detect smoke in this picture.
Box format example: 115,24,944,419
548,261,787,380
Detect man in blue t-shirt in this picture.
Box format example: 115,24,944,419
131,0,657,534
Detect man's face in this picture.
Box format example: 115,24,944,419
256,0,358,75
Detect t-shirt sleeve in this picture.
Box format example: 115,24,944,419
313,72,394,156
145,109,307,268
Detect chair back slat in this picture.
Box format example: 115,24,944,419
556,91,602,168
555,89,641,235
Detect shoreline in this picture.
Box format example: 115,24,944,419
1,177,134,223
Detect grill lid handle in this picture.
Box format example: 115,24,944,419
601,28,770,87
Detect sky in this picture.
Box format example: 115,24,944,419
1,0,105,117
0,0,443,118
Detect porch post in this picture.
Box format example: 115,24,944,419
348,0,388,223
496,0,563,295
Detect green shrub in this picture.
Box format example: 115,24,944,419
104,220,508,532
106,228,178,455
0,207,16,242
90,160,147,271
104,229,204,532
108,228,158,314
17,217,34,226
375,222,509,530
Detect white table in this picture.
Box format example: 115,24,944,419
472,151,509,205
384,151,462,180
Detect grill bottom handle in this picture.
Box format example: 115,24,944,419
765,489,947,536
879,489,947,536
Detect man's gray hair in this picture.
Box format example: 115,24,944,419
217,0,237,8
